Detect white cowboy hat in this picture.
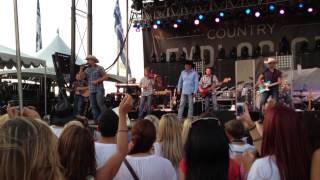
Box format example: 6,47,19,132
85,55,99,63
264,57,278,64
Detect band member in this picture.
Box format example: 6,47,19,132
257,57,282,109
72,73,88,116
138,67,155,119
198,67,220,112
177,60,199,120
79,55,107,121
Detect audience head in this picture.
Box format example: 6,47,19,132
182,118,193,146
224,119,246,140
0,117,62,180
58,122,96,180
144,114,160,132
98,109,119,137
129,119,156,154
158,113,183,167
262,105,311,180
184,117,229,180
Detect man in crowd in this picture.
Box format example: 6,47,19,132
79,55,107,121
177,60,199,120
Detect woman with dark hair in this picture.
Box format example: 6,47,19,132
58,123,96,180
241,103,311,180
58,94,133,180
114,119,176,180
179,117,240,180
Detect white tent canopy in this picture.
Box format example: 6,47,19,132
0,45,46,69
36,34,85,67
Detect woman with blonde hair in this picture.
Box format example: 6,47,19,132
154,113,183,168
0,117,63,180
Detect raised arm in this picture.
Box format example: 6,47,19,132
96,94,132,180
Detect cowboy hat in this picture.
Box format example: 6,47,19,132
264,57,278,64
86,55,99,63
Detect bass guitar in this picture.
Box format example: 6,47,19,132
199,77,231,97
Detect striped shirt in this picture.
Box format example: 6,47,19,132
85,65,105,93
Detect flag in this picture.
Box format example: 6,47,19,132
36,0,42,52
113,0,131,75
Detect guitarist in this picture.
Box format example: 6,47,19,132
257,57,282,110
72,73,88,116
198,67,220,112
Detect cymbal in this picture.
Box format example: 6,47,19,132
293,95,306,98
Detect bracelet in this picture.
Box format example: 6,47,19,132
248,124,256,131
118,129,129,132
253,137,262,142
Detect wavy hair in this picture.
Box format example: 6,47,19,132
158,113,183,168
0,117,63,180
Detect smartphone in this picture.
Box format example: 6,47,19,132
236,102,244,117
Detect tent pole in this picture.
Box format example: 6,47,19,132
126,0,129,83
13,0,23,112
44,65,47,115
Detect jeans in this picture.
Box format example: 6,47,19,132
89,90,106,120
73,95,84,116
139,95,152,119
178,94,194,120
260,89,279,108
204,93,218,112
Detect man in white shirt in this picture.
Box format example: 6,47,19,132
95,109,118,168
138,67,155,119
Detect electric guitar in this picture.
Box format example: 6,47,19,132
199,77,231,97
257,81,281,94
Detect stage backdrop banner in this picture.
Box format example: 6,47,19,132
143,16,320,86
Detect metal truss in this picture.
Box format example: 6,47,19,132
136,0,290,21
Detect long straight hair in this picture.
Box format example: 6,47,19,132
158,113,183,168
58,123,96,180
185,118,229,180
262,106,311,180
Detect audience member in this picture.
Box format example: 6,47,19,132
0,117,63,180
179,117,240,180
311,148,320,180
95,109,118,169
241,104,311,180
181,118,193,146
225,119,256,158
114,120,176,180
154,113,183,168
144,114,160,132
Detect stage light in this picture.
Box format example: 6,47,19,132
156,20,161,25
135,28,141,32
215,17,220,23
219,11,225,17
173,23,178,28
298,2,304,9
176,18,182,24
307,7,314,13
153,24,158,29
198,14,204,20
255,11,261,18
279,9,285,15
245,8,251,15
268,4,276,11
194,19,200,25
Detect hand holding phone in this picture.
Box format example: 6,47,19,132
236,102,245,117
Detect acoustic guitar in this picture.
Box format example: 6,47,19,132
65,86,89,98
199,77,231,97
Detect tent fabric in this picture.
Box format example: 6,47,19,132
36,35,85,67
293,68,320,91
0,45,46,69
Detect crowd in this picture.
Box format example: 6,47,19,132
0,94,320,180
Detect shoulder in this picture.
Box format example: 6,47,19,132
248,156,280,180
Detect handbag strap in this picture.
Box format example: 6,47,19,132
124,158,139,180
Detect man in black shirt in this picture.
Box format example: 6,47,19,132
257,57,282,109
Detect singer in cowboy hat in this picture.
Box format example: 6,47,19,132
79,55,107,121
257,57,282,111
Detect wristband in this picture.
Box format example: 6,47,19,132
118,129,129,132
253,137,262,142
248,124,256,131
